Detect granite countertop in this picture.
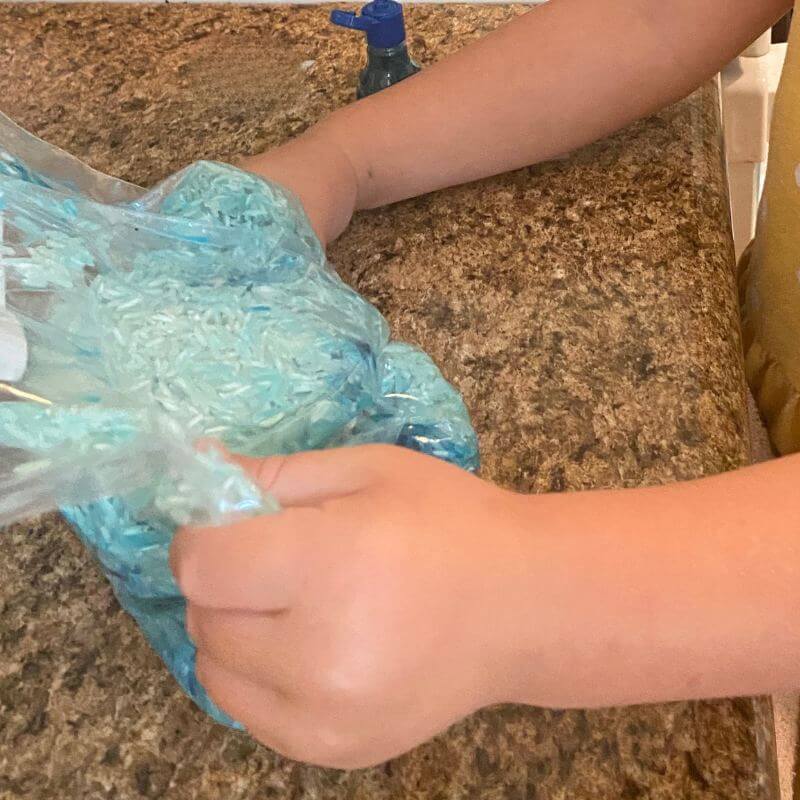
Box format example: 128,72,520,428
0,5,775,800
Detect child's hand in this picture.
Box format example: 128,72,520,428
172,441,800,764
170,445,529,769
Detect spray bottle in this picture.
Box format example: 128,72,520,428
331,0,421,99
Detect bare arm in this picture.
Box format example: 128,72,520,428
174,445,800,768
503,453,800,708
245,0,790,244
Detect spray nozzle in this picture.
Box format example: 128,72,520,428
330,0,407,49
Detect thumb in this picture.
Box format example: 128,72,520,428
172,444,388,609
206,443,387,508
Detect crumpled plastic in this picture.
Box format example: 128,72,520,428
0,111,479,725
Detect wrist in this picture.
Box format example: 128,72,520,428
301,118,362,228
481,488,626,710
312,109,374,212
465,487,573,708
240,122,359,247
489,478,770,711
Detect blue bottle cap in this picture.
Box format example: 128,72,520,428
330,0,407,49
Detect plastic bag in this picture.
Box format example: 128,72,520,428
0,111,479,725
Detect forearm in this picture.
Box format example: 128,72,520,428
314,0,788,212
501,454,800,708
246,0,787,242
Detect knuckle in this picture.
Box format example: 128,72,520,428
297,727,363,769
247,725,293,759
310,655,383,711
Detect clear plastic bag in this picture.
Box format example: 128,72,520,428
0,111,479,725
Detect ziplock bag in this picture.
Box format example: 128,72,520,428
0,111,479,725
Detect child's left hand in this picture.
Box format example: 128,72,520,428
170,444,535,769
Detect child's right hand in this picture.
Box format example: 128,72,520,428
171,444,536,769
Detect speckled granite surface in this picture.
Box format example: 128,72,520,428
0,5,775,800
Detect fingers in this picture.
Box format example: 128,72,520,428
171,446,385,609
195,652,294,753
187,604,300,693
228,445,389,508
197,653,363,768
172,504,334,609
